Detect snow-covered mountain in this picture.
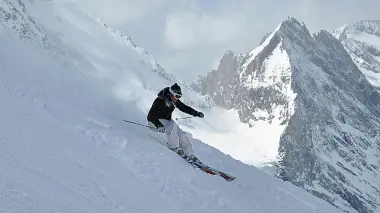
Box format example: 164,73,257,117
193,17,380,213
333,20,380,89
0,1,344,213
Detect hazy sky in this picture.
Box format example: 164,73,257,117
76,0,380,82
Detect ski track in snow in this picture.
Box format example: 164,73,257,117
0,1,344,213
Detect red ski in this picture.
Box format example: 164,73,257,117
189,160,236,182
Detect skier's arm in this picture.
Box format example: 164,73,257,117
147,97,166,128
176,100,199,116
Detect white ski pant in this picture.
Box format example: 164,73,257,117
159,119,193,156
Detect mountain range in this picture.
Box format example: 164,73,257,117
193,17,380,213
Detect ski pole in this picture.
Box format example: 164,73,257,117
123,119,151,128
175,116,194,120
123,119,164,133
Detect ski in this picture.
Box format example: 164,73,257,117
190,161,236,182
146,134,236,182
176,154,236,182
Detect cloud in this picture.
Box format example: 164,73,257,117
75,0,169,26
163,12,245,50
110,0,380,83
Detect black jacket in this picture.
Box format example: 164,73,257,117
147,87,199,127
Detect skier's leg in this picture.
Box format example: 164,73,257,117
177,127,202,163
159,119,180,150
178,127,194,157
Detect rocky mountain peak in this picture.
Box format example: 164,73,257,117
279,16,310,35
194,17,380,213
354,20,380,36
334,20,380,88
333,20,380,40
333,25,348,41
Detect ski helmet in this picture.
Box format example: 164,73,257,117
169,83,182,98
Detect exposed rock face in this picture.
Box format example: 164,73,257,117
333,20,380,89
193,17,380,213
192,51,244,109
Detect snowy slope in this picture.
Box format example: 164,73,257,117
0,1,344,213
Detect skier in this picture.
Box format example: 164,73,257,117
147,83,204,163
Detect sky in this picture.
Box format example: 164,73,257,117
75,0,380,83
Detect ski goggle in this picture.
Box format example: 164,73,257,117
169,88,182,99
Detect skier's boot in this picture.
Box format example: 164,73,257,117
188,155,202,165
172,146,186,158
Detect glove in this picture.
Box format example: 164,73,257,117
197,111,204,118
148,121,166,133
156,126,166,133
